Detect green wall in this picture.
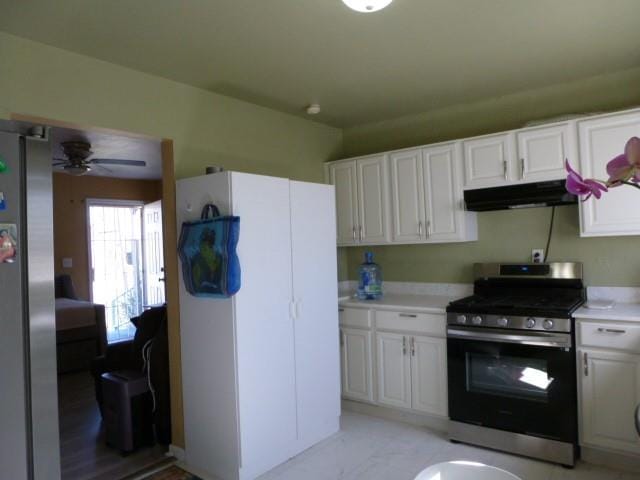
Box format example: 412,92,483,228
0,31,342,451
0,32,343,181
2,30,640,288
340,66,640,286
347,206,640,287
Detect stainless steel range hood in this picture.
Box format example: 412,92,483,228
464,180,577,211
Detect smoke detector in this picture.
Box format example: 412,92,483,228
342,0,393,13
306,104,321,115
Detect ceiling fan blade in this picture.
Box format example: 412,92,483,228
92,164,113,174
91,158,146,167
52,162,67,166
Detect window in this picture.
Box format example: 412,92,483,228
466,352,552,403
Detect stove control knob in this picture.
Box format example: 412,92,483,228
497,317,509,327
543,319,555,330
526,317,537,328
456,315,467,324
472,315,483,325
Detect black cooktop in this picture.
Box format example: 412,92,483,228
447,294,584,318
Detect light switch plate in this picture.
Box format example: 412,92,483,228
62,257,73,269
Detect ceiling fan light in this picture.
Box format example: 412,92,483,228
64,165,90,176
341,0,393,13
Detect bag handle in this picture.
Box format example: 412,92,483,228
201,203,221,220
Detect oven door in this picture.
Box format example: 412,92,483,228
447,326,577,443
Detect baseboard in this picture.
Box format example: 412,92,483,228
168,444,186,462
581,445,640,473
342,399,449,433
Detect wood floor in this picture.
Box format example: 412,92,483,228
58,371,168,480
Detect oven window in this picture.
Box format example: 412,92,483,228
466,353,553,402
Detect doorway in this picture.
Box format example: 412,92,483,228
87,199,165,344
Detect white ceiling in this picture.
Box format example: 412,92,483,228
1,0,639,127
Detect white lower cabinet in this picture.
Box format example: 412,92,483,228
376,332,412,409
340,306,448,418
580,348,640,454
375,330,448,417
410,335,448,416
340,327,374,403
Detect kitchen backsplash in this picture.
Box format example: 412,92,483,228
340,281,640,304
339,280,472,298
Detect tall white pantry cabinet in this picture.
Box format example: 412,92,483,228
176,172,341,480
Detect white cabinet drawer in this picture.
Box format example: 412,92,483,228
375,310,446,337
339,307,372,329
579,321,640,352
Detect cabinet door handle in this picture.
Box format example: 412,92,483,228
338,308,344,312
426,220,431,238
503,160,508,180
418,221,423,237
520,158,525,179
583,352,588,376
352,226,357,241
597,328,626,334
340,330,344,346
410,337,415,356
359,225,363,241
399,313,417,318
402,336,407,356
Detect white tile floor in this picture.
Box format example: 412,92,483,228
258,412,640,480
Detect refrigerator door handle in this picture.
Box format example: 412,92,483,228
294,299,301,320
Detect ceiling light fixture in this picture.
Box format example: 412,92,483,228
341,0,393,13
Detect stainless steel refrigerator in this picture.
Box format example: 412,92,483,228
0,129,61,479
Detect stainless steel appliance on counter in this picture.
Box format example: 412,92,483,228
446,262,585,467
0,128,60,480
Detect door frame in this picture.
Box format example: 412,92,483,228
9,112,185,454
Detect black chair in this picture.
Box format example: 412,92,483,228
90,305,172,450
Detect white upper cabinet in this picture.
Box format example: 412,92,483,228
578,110,640,237
328,160,359,245
421,143,469,242
327,155,390,246
389,149,424,242
389,144,476,244
328,108,640,243
462,124,575,188
357,155,390,244
517,123,576,182
463,132,515,188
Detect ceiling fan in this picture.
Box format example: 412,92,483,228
52,141,146,176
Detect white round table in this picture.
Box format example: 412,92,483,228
414,461,522,480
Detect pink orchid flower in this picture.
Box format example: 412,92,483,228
606,137,640,186
565,160,607,200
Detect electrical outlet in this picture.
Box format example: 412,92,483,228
532,249,544,264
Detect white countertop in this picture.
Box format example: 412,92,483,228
339,293,457,313
574,303,640,322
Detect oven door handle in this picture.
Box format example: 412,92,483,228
447,327,572,349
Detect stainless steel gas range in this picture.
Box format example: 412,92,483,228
446,262,585,467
